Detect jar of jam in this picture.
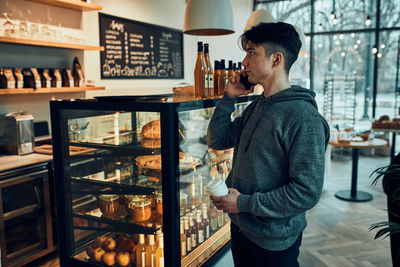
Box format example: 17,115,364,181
128,196,152,222
156,191,163,215
98,195,120,217
120,195,135,212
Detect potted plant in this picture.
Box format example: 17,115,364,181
370,154,400,267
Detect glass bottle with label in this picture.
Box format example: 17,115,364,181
218,60,227,97
180,220,186,257
202,203,210,239
155,233,164,267
146,235,157,267
227,60,235,80
194,41,205,99
136,234,146,267
204,43,213,98
196,210,205,245
213,60,220,98
184,216,192,253
189,214,198,249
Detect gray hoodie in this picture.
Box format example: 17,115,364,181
207,85,330,251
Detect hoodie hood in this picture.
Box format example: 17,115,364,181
262,85,318,110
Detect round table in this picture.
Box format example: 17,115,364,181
329,138,387,202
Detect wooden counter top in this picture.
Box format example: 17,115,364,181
0,153,52,173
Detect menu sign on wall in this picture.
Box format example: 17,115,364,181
99,13,184,79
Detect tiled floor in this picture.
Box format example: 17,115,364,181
214,152,392,267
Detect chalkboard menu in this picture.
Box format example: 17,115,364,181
99,13,184,79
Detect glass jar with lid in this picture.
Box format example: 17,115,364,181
98,195,120,217
156,191,163,215
128,196,152,222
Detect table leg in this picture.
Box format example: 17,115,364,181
391,132,396,162
335,148,373,202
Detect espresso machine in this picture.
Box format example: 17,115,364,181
0,112,35,155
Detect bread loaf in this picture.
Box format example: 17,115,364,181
141,120,161,139
141,138,161,149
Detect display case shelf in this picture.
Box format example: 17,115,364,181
0,36,104,51
72,212,159,235
25,0,102,11
0,86,105,95
69,140,159,155
70,177,157,195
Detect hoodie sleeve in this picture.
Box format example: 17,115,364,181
207,93,241,150
237,115,330,218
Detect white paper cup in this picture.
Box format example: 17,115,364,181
207,178,229,197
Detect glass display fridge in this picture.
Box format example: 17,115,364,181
50,94,257,266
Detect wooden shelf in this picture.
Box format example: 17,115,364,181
0,36,104,51
0,86,105,95
25,0,102,11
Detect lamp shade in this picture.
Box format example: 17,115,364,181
183,0,234,36
245,9,275,32
293,25,307,55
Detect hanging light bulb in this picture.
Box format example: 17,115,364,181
339,33,344,40
365,15,371,26
354,44,358,49
377,53,382,58
341,52,346,57
318,23,323,31
380,44,386,49
351,33,355,38
372,47,378,54
332,15,338,25
330,11,335,20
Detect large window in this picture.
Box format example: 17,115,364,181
255,0,400,130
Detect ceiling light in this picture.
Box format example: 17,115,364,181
365,15,371,26
245,9,275,32
183,0,234,36
330,11,335,20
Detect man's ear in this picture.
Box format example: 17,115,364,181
272,52,284,67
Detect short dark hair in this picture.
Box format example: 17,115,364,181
240,22,302,74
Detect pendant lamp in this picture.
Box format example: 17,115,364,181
293,25,307,55
183,0,234,36
245,9,275,32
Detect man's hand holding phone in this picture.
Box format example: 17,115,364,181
225,71,255,97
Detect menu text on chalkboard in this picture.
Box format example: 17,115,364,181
99,13,184,79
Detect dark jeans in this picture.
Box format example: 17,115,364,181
230,223,302,267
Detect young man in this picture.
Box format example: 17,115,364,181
207,22,330,267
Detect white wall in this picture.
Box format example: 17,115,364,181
0,0,254,123
83,0,253,97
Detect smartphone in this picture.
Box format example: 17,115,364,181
240,74,256,90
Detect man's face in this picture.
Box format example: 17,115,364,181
242,42,274,84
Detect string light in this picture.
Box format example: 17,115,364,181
333,35,338,40
330,11,335,20
365,15,371,26
356,39,361,44
377,53,382,58
372,47,378,54
318,23,323,31
354,44,358,49
341,52,346,57
339,33,344,40
332,16,338,25
380,44,386,49
351,33,355,38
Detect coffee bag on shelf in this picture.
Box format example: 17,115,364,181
23,69,35,89
30,68,42,89
62,69,74,87
39,69,52,88
4,68,16,89
50,69,62,88
14,68,24,89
